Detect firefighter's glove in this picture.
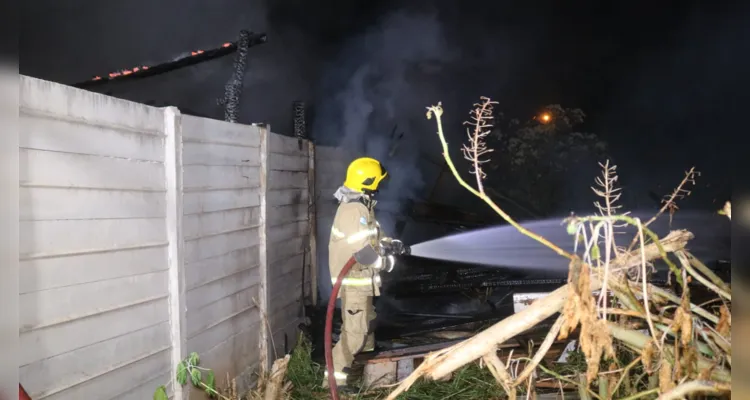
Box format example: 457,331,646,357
378,238,410,273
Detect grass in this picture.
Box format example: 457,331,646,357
285,334,508,400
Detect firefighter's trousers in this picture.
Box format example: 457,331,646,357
324,291,376,387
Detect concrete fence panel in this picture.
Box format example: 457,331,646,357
19,77,172,400
17,76,316,399
180,115,264,395
266,133,313,357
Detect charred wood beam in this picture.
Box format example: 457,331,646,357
71,32,267,90
220,30,253,123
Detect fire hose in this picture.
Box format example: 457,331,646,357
324,256,358,400
19,384,31,400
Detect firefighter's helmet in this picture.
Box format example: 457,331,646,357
344,157,388,193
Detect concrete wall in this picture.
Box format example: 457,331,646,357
17,76,315,399
19,77,172,400
266,133,313,356
180,115,264,394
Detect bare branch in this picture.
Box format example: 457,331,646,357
461,96,498,193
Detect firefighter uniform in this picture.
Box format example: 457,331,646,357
324,157,391,388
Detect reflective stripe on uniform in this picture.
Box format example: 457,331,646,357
331,226,346,239
346,228,378,244
331,277,373,286
324,371,348,380
331,274,382,287
331,226,378,244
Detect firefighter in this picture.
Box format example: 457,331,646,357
323,157,407,389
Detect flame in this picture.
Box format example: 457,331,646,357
540,113,551,123
88,38,233,82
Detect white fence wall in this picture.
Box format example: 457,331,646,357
19,77,172,400
266,134,314,356
17,76,315,399
180,115,264,395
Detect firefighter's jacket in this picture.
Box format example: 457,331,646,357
329,198,383,298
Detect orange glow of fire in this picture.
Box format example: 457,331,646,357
98,65,149,80
92,40,232,81
540,113,551,123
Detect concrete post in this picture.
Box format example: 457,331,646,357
164,106,187,399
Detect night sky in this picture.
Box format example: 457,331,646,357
21,0,746,221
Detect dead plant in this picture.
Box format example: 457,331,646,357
382,99,731,400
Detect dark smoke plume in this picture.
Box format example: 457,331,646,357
312,11,457,235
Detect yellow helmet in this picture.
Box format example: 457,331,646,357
343,157,388,193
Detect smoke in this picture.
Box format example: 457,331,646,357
312,11,457,235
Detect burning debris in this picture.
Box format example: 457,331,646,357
72,31,266,89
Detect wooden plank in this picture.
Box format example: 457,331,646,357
20,76,164,134
184,246,260,290
20,244,168,294
20,114,164,162
267,188,308,207
184,207,260,240
19,298,169,366
19,271,169,331
268,153,307,171
20,218,167,258
183,165,260,191
268,170,307,190
268,236,308,264
21,187,166,221
186,267,261,312
186,284,260,339
186,308,261,355
20,322,171,399
20,148,166,191
268,220,308,244
181,114,261,147
182,141,260,167
268,132,308,156
183,187,261,215
183,226,260,264
268,204,308,228
41,350,171,400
